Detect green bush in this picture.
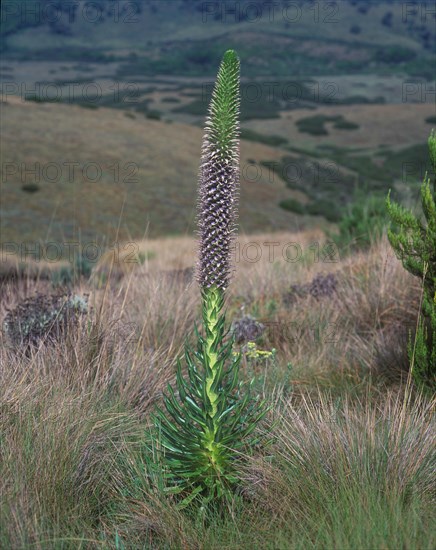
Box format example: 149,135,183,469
240,129,287,147
161,97,181,103
145,110,162,120
21,183,40,193
79,103,99,110
374,47,416,64
296,114,359,136
296,115,334,136
333,119,360,130
306,199,341,222
279,198,306,215
386,131,436,389
331,188,388,253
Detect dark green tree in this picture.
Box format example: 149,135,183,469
386,131,436,389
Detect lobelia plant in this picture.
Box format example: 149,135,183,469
154,50,268,506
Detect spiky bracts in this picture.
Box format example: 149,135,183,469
197,49,240,291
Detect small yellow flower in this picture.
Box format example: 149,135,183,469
242,342,276,362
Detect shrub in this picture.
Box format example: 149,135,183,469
333,119,360,130
51,252,94,288
296,115,332,136
296,115,358,136
374,47,416,64
21,183,40,193
332,188,388,254
386,131,436,389
231,315,266,344
146,110,161,120
283,273,338,307
79,103,99,110
161,97,181,103
279,198,306,215
3,293,88,352
381,12,393,28
240,129,287,147
306,198,341,222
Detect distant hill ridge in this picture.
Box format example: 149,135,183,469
1,0,434,78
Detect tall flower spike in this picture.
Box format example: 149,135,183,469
197,49,240,291
155,50,268,507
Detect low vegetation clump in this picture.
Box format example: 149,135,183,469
279,196,341,223
3,292,88,352
51,253,94,288
231,314,266,345
279,197,307,216
283,272,338,307
296,114,360,136
331,187,389,254
240,128,288,147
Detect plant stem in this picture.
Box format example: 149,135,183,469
202,285,224,467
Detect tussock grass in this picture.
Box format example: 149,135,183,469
237,390,435,550
1,232,435,549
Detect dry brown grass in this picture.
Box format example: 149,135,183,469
242,389,435,532
0,231,434,549
1,230,421,401
1,96,317,245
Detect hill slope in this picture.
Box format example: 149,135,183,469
1,0,434,78
1,96,318,247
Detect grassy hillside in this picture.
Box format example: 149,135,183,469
1,95,321,247
2,91,433,249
